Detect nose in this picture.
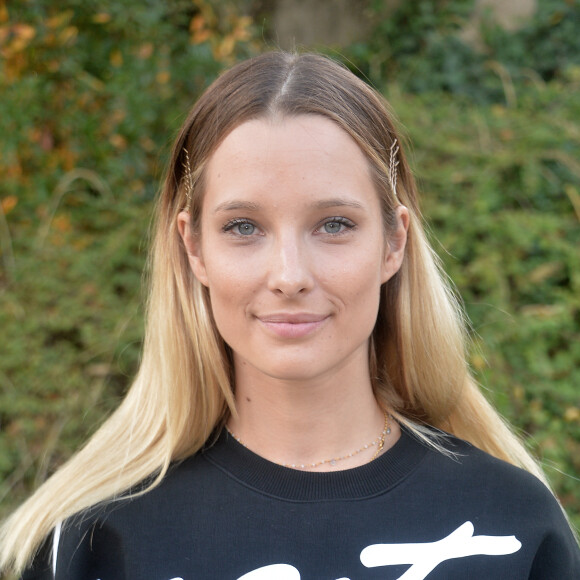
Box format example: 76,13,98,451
267,234,314,297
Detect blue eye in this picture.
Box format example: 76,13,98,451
235,222,255,235
223,219,257,236
324,221,343,234
319,217,355,235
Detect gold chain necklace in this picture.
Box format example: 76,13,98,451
226,412,391,470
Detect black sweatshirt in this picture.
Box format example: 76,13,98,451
23,428,580,579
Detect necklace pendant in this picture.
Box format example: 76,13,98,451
330,459,337,466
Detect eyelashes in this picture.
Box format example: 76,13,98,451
222,217,356,238
317,217,355,235
222,218,257,236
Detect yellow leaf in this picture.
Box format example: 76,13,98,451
0,2,8,25
563,184,580,221
0,26,9,46
215,36,235,60
78,70,106,92
53,214,72,233
238,16,253,29
59,25,78,46
1,195,18,214
110,49,123,67
86,363,112,378
109,134,127,149
46,10,74,29
137,42,153,59
156,70,170,85
130,179,145,192
139,137,155,152
491,104,506,117
73,238,90,251
520,304,563,318
190,13,211,44
47,59,60,73
93,13,112,24
192,29,211,44
232,16,252,41
470,353,486,371
57,146,76,171
190,14,205,33
564,407,580,422
5,163,22,178
10,23,36,51
528,261,563,284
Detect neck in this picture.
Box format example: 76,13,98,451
226,361,400,471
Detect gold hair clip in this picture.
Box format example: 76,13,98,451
388,139,400,198
182,148,194,210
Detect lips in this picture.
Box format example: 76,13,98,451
257,313,329,338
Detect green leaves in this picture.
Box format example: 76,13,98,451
0,0,258,520
386,76,579,525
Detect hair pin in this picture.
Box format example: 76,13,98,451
388,139,400,198
182,148,194,210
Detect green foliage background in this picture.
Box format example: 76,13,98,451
1,0,579,542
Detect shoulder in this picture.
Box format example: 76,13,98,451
45,454,210,578
401,427,568,527
420,430,560,511
418,428,551,497
413,429,580,562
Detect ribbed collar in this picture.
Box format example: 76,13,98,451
202,427,430,502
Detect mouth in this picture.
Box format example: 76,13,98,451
257,313,329,339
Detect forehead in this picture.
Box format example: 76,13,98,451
202,115,379,213
209,114,366,163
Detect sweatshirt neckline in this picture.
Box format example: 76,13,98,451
202,426,430,501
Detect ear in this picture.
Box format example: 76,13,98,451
177,211,209,287
381,205,410,284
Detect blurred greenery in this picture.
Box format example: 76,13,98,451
0,0,260,526
0,0,578,545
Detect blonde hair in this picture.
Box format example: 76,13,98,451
0,51,552,574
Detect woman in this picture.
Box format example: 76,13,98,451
1,51,578,579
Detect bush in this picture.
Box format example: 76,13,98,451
347,0,580,102
0,0,259,519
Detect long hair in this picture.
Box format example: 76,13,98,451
0,51,551,574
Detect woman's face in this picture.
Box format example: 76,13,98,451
179,115,408,384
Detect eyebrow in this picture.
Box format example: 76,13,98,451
212,197,365,214
312,198,365,210
213,201,262,214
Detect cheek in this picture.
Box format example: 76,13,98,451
355,255,386,301
203,258,257,321
329,252,385,298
